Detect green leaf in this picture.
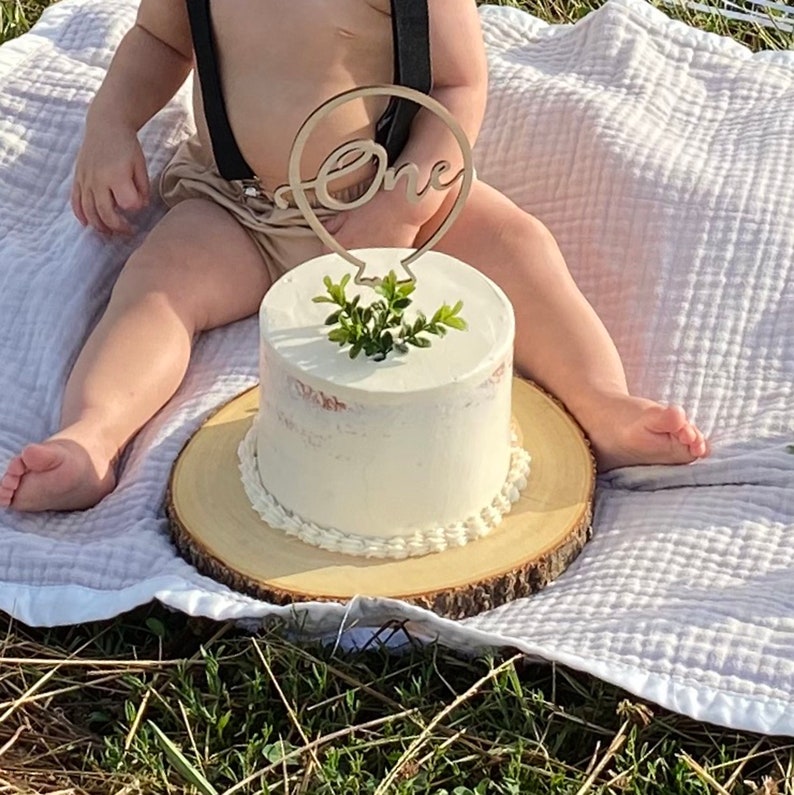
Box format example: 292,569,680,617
216,710,232,739
148,721,219,795
444,316,468,331
312,295,334,304
328,328,349,344
381,271,398,300
316,271,464,362
350,325,364,343
145,617,166,638
262,739,298,765
88,710,112,726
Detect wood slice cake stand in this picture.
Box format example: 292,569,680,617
167,378,596,619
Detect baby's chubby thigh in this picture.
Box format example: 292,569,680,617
112,198,273,333
427,179,561,287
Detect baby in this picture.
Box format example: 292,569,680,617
0,0,707,512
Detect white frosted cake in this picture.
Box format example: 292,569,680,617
239,248,530,559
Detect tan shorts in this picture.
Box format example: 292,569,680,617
159,135,368,284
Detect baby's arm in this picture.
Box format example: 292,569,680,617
72,1,194,235
328,0,487,250
396,0,488,222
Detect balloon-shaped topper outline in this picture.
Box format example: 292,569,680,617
276,85,474,287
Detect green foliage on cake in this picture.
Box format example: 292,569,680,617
313,271,467,361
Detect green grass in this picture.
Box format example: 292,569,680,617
1,1,793,793
0,0,42,44
3,605,793,794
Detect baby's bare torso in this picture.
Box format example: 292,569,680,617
193,0,395,191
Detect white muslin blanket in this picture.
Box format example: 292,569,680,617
0,0,792,736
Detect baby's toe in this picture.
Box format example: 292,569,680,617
691,429,708,458
6,456,27,477
676,423,698,446
1,471,21,491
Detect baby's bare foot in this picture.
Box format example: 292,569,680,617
0,456,27,508
0,435,117,512
586,395,708,472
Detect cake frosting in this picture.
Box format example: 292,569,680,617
239,247,530,558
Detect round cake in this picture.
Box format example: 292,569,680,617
239,247,530,558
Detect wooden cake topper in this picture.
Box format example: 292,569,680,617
273,85,475,287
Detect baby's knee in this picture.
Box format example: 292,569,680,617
110,240,200,321
115,243,178,295
500,208,558,253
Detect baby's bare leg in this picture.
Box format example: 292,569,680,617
0,199,270,511
430,181,707,470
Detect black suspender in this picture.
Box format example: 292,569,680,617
185,0,254,180
376,0,432,163
185,0,432,182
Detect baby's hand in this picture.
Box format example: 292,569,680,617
71,124,150,236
